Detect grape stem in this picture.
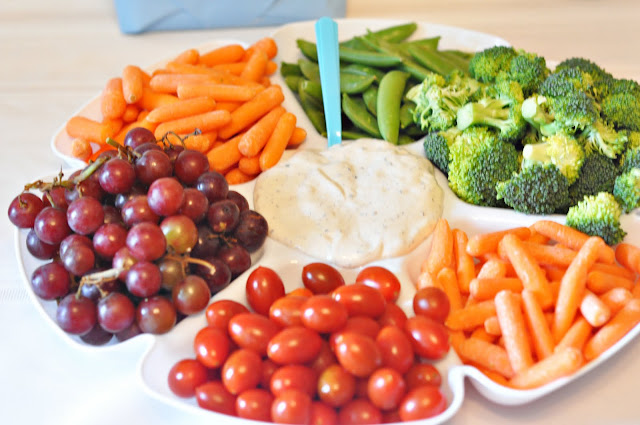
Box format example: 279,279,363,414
164,254,218,274
76,268,124,299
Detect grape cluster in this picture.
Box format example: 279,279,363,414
8,127,268,345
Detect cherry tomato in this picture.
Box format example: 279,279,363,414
337,399,382,425
398,385,446,421
413,286,450,323
246,266,286,315
205,299,249,330
228,312,280,356
330,316,380,352
269,295,306,327
167,358,209,398
376,325,414,374
332,284,386,318
317,364,356,407
377,302,408,329
356,266,401,303
288,287,314,298
381,409,402,424
334,331,382,378
301,295,349,333
195,381,236,415
193,326,230,368
404,363,442,390
309,340,337,375
367,368,407,411
260,358,279,389
271,389,312,424
267,326,323,364
222,348,262,395
302,262,345,294
404,316,450,360
236,388,274,422
310,401,338,425
270,364,317,397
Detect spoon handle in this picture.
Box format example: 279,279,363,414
315,17,342,147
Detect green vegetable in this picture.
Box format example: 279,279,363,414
408,45,466,76
339,47,403,67
298,79,323,101
496,163,569,214
362,86,378,116
602,91,640,132
339,72,375,94
341,63,385,82
613,168,640,212
284,75,303,92
297,59,320,82
422,127,461,174
280,61,302,77
566,152,619,210
566,192,626,245
521,132,585,184
377,70,410,144
342,93,381,138
366,22,418,43
296,39,318,61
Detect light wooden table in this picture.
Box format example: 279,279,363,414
1,1,639,424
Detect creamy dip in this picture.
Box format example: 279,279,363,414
253,139,444,268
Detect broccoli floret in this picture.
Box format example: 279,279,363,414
579,119,628,159
566,192,626,245
539,68,595,98
406,70,482,132
456,80,527,143
522,92,599,136
627,131,640,149
521,132,585,184
501,51,550,97
422,127,461,174
448,126,519,206
601,92,640,132
620,145,640,172
496,163,569,214
613,168,640,212
566,152,620,209
520,126,541,146
554,57,613,101
469,46,516,83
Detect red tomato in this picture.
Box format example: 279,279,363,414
310,401,338,425
302,262,345,294
205,299,249,330
330,316,380,352
246,266,286,315
301,295,349,333
334,331,382,378
236,388,274,422
260,358,279,389
288,287,314,298
228,312,280,356
404,316,450,360
222,348,262,395
269,295,306,327
332,284,386,318
271,389,312,424
367,368,407,411
337,399,382,425
376,325,414,374
398,385,447,421
270,364,317,397
167,358,209,398
193,326,230,368
267,326,323,364
356,266,401,303
377,302,408,329
309,340,338,375
195,381,236,415
381,409,402,424
404,363,442,390
413,286,450,323
317,364,356,407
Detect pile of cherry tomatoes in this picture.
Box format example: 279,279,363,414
168,262,452,424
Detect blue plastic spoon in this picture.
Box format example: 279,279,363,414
315,17,342,147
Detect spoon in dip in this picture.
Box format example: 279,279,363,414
315,17,342,147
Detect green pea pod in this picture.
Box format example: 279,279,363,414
377,70,409,144
297,59,321,82
341,64,385,82
342,130,371,140
280,61,302,77
342,93,381,138
296,39,318,61
439,50,473,74
366,22,418,43
300,91,326,135
397,133,415,145
339,37,376,51
299,79,323,101
340,73,375,94
360,35,431,82
363,86,378,116
339,47,402,68
399,102,414,129
399,36,441,52
404,124,428,137
407,45,460,76
298,79,323,110
284,75,303,93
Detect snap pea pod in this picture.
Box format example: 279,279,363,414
397,133,415,145
296,39,318,61
359,35,431,82
399,103,414,129
363,86,378,116
399,36,441,52
339,37,376,51
339,47,402,68
297,59,321,82
342,93,382,138
341,63,385,82
299,90,326,135
365,22,418,43
438,49,473,73
340,72,375,94
280,61,302,77
377,70,409,144
299,79,323,101
408,45,465,76
284,75,303,92
342,129,371,140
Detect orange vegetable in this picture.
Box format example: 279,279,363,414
287,127,307,148
453,228,475,294
237,106,286,157
600,288,634,314
450,332,515,379
423,218,454,276
483,316,501,336
199,44,246,67
466,227,530,257
101,77,126,119
154,109,231,139
238,156,262,176
240,49,269,83
259,112,297,171
531,220,615,264
445,300,496,331
207,132,245,172
225,167,254,185
579,289,611,327
555,316,592,352
138,88,179,110
146,97,216,124
470,277,523,301
122,104,140,123
173,48,200,65
71,138,92,161
615,243,640,274
177,83,263,102
584,298,640,360
122,65,144,104
509,347,583,389
218,85,285,140
251,37,278,59
521,289,555,360
495,290,533,373
437,267,462,311
66,116,117,145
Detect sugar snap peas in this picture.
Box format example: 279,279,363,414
342,93,381,138
377,70,409,144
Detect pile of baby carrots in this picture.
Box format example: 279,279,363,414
64,38,307,184
418,218,640,390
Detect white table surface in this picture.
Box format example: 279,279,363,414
2,0,640,424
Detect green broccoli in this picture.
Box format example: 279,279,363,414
456,80,527,143
448,126,520,207
422,127,460,174
496,163,569,214
579,118,628,159
601,92,640,132
566,192,626,245
613,168,640,212
554,57,613,101
566,152,620,209
521,132,585,184
620,145,640,172
539,68,595,98
520,126,541,146
406,70,482,132
522,91,599,136
501,51,550,97
468,45,516,83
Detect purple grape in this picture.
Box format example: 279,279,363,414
60,234,93,258
174,150,210,185
112,246,138,281
34,206,72,245
66,196,105,235
124,127,156,150
80,324,114,346
133,142,162,155
93,223,127,260
232,210,268,253
99,158,136,194
207,200,240,233
193,256,232,293
172,275,211,315
8,192,44,228
30,261,71,300
26,229,58,260
97,292,136,333
158,257,185,291
61,243,96,276
115,321,142,342
121,195,160,227
102,205,124,225
226,190,249,212
136,296,176,334
126,261,162,297
195,171,228,203
178,188,208,223
191,224,221,259
160,215,198,254
42,187,69,211
65,172,105,204
126,221,167,261
56,294,97,336
147,177,184,217
135,149,172,185
217,244,251,279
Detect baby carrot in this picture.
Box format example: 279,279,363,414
476,258,508,279
469,277,523,301
207,132,245,172
101,77,126,119
527,228,550,245
240,49,268,83
215,101,242,113
251,37,278,59
553,237,605,342
71,138,92,161
259,111,296,171
66,116,115,145
122,104,139,123
146,97,217,123
590,262,636,281
522,289,555,360
483,316,501,336
122,65,144,104
466,227,530,257
177,83,263,102
225,167,254,185
138,88,179,111
531,220,615,264
154,109,231,139
415,271,440,291
423,218,454,276
580,289,612,327
471,327,497,343
519,241,577,268
555,316,592,352
615,243,640,274
437,267,463,311
238,155,262,176
149,73,214,94
199,44,246,67
446,299,496,331
509,347,583,389
495,290,534,373
600,288,634,314
173,48,200,65
453,228,475,294
584,298,640,361
211,62,246,75
219,85,285,140
450,332,515,379
182,133,215,153
237,106,285,157
287,127,307,148
586,270,634,294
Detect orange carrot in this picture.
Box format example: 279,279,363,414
70,138,92,161
177,83,263,102
423,218,454,276
146,97,217,123
164,62,262,87
66,116,117,145
584,298,640,360
450,332,515,379
453,228,475,294
632,283,640,298
590,262,636,281
509,347,583,389
236,106,285,157
483,316,501,336
181,133,215,153
122,104,139,123
154,109,231,139
287,127,307,148
101,77,126,119
519,241,577,267
521,289,555,360
531,220,615,264
580,289,612,327
219,85,285,140
122,65,144,104
555,316,592,352
238,155,262,176
211,62,246,75
437,267,463,311
251,37,278,59
527,228,550,245
470,327,497,343
225,167,254,185
415,271,440,291
615,243,640,274
586,270,634,294
173,48,200,65
207,132,245,172
240,49,268,83
445,300,496,331
149,73,214,94
495,290,533,373
553,237,605,342
469,277,523,302
600,288,634,314
476,258,508,279
466,227,530,257
259,111,296,171
215,101,242,113
199,44,246,67
138,88,179,110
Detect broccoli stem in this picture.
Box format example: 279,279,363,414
522,142,551,163
456,99,510,130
